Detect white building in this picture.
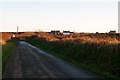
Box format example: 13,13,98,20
118,1,120,33
63,31,70,35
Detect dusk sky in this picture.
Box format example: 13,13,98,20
0,0,119,32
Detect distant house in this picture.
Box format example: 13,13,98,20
109,31,116,34
50,30,60,35
63,31,70,35
96,32,99,34
70,32,74,34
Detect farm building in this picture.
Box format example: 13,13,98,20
50,30,61,35
63,31,70,35
109,30,116,34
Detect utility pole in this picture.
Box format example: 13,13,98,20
17,26,18,38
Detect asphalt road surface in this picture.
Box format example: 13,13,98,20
3,41,102,79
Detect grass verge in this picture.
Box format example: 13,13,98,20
2,40,19,73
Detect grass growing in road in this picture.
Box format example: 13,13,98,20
26,36,120,80
2,40,19,73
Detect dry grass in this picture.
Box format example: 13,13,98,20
0,32,12,45
1,32,120,45
61,36,120,44
36,33,120,44
0,40,6,45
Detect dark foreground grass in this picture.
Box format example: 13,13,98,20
26,36,120,80
2,40,19,73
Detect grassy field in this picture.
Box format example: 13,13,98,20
2,40,19,73
26,36,120,79
1,32,120,79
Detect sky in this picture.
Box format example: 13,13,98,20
118,1,120,33
0,0,119,32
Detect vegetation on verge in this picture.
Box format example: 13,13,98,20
26,36,120,80
2,40,19,73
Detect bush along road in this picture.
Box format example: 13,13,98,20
26,36,120,80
